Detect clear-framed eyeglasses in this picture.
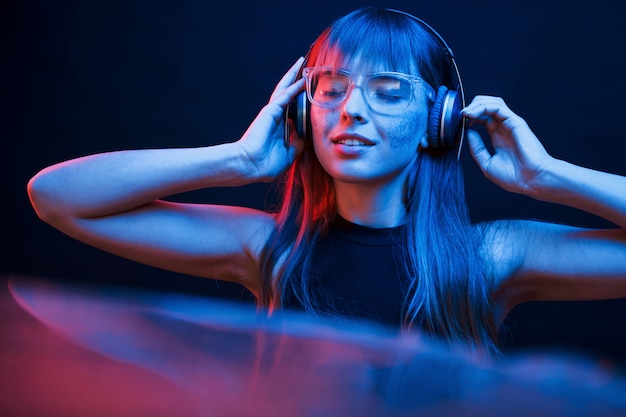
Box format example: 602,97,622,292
302,66,436,115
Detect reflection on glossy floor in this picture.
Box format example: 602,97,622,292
2,274,626,417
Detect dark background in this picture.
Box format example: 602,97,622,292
3,0,626,362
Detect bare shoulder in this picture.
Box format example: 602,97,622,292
472,219,549,319
474,218,626,314
472,219,523,288
472,219,563,307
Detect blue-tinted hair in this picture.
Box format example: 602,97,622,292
260,7,499,357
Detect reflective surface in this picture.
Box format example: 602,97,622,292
2,274,626,417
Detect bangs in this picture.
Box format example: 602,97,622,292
309,8,444,87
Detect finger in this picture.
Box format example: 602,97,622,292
463,95,506,111
466,129,491,172
281,56,306,86
270,78,305,109
462,96,517,124
464,114,490,127
269,56,306,100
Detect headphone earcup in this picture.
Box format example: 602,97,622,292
285,90,310,144
294,90,309,140
427,86,447,148
427,85,462,148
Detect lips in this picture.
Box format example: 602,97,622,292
330,133,375,147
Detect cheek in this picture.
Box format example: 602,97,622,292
381,113,428,151
310,107,335,140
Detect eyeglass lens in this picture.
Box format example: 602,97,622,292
308,69,414,113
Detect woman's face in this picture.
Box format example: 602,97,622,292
310,54,431,186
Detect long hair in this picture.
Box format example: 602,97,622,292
259,7,499,356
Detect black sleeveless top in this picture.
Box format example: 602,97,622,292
285,216,410,327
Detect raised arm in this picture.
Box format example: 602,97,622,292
462,96,626,311
463,96,626,229
27,58,306,296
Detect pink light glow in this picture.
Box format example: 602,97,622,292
2,274,626,417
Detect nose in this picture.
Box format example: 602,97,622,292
340,82,369,123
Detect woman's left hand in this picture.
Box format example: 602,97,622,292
462,96,555,196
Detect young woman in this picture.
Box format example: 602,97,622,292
27,7,626,357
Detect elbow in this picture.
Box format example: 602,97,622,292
27,171,63,226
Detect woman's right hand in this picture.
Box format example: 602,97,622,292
236,57,307,182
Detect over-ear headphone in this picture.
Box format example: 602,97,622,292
285,8,466,157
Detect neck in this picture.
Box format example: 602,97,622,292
334,172,409,228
